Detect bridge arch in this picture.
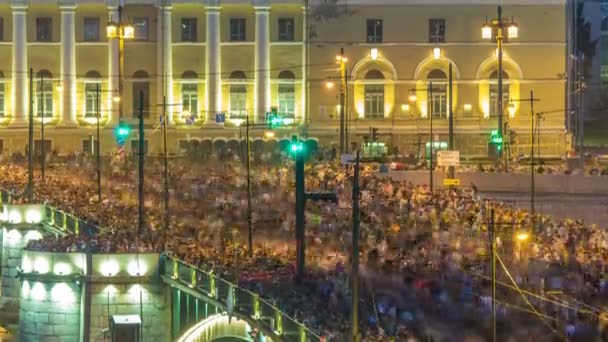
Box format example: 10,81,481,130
177,314,268,342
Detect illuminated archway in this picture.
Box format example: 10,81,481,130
177,314,272,342
476,56,522,118
351,55,397,118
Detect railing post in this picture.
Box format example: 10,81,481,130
253,294,260,319
190,268,197,288
62,212,67,231
172,259,178,279
50,208,55,225
209,276,216,298
74,217,79,235
275,309,283,335
299,326,306,342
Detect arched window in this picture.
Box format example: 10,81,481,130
181,70,198,118
84,70,102,118
36,70,53,118
132,70,150,118
229,71,247,119
0,71,5,117
489,70,509,118
365,69,384,119
427,69,447,118
278,70,295,117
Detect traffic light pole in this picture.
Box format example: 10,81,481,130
295,148,305,283
351,150,360,342
339,48,346,156
429,81,434,192
162,96,169,232
246,116,253,258
27,68,33,202
138,90,144,236
40,74,45,183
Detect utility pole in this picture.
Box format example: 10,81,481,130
497,6,505,171
96,84,101,202
162,96,169,232
339,48,347,155
350,150,361,342
246,116,253,257
138,90,144,235
448,63,454,179
40,74,45,183
27,68,34,203
429,81,434,192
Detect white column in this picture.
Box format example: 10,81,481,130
59,4,77,126
301,5,308,124
107,6,119,125
10,4,27,126
157,5,173,123
255,6,270,123
205,6,221,124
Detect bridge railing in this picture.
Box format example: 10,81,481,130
163,255,323,342
44,206,110,237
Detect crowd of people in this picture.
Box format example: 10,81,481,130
1,149,608,341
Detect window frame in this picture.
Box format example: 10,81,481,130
36,17,52,42
36,80,53,118
84,82,101,118
489,83,510,118
0,83,4,117
366,19,383,43
0,17,4,42
278,18,295,41
83,17,100,42
429,18,446,43
229,18,246,42
181,82,199,118
278,83,296,118
181,17,197,42
364,84,384,119
429,84,448,118
132,81,150,118
229,84,247,119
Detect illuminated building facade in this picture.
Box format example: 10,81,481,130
0,0,567,157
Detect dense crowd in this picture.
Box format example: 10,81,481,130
1,150,608,341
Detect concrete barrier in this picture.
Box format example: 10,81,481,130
382,171,608,195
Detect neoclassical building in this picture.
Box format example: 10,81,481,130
0,0,568,157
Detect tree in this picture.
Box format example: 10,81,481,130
576,1,597,78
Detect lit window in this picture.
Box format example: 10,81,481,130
427,69,448,118
85,83,100,118
229,85,246,119
489,70,510,118
365,85,384,119
181,83,198,117
36,74,53,118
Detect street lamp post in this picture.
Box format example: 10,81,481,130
482,6,518,170
27,68,34,202
107,6,134,121
96,84,102,202
336,49,348,155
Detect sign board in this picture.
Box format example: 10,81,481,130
215,112,225,124
340,153,355,165
437,150,460,167
443,178,461,186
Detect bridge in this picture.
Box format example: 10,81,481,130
0,190,322,342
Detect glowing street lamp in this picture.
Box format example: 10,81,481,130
516,231,530,242
433,47,441,60
370,48,379,61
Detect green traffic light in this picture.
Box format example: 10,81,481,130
117,127,130,137
290,143,304,153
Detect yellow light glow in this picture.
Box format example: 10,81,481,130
55,84,63,92
516,232,529,241
128,284,146,302
508,102,516,118
31,282,46,301
401,104,410,112
482,24,492,40
24,230,42,242
283,118,295,125
336,104,341,113
112,96,121,103
34,257,50,274
325,81,335,89
100,259,119,277
370,48,379,61
6,229,22,242
464,104,472,112
106,23,118,39
51,283,74,304
335,55,341,62
181,110,191,118
409,94,417,102
54,262,72,276
104,285,118,295
123,25,135,39
8,210,22,224
508,23,518,39
231,118,245,127
355,100,365,119
127,260,148,276
25,210,42,224
420,102,428,118
264,131,275,139
433,47,441,60
482,101,490,118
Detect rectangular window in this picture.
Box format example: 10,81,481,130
85,83,100,118
0,83,4,117
134,18,149,40
34,140,52,157
364,85,384,119
130,139,149,156
36,17,52,42
489,84,509,117
181,83,198,118
82,138,99,155
132,82,150,118
430,86,447,118
366,19,382,43
0,18,4,41
230,18,246,41
278,84,295,117
181,18,197,42
84,17,100,41
36,81,53,118
229,85,247,118
429,19,445,43
278,18,295,41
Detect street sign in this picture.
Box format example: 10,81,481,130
443,178,461,186
437,150,460,167
215,112,225,124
